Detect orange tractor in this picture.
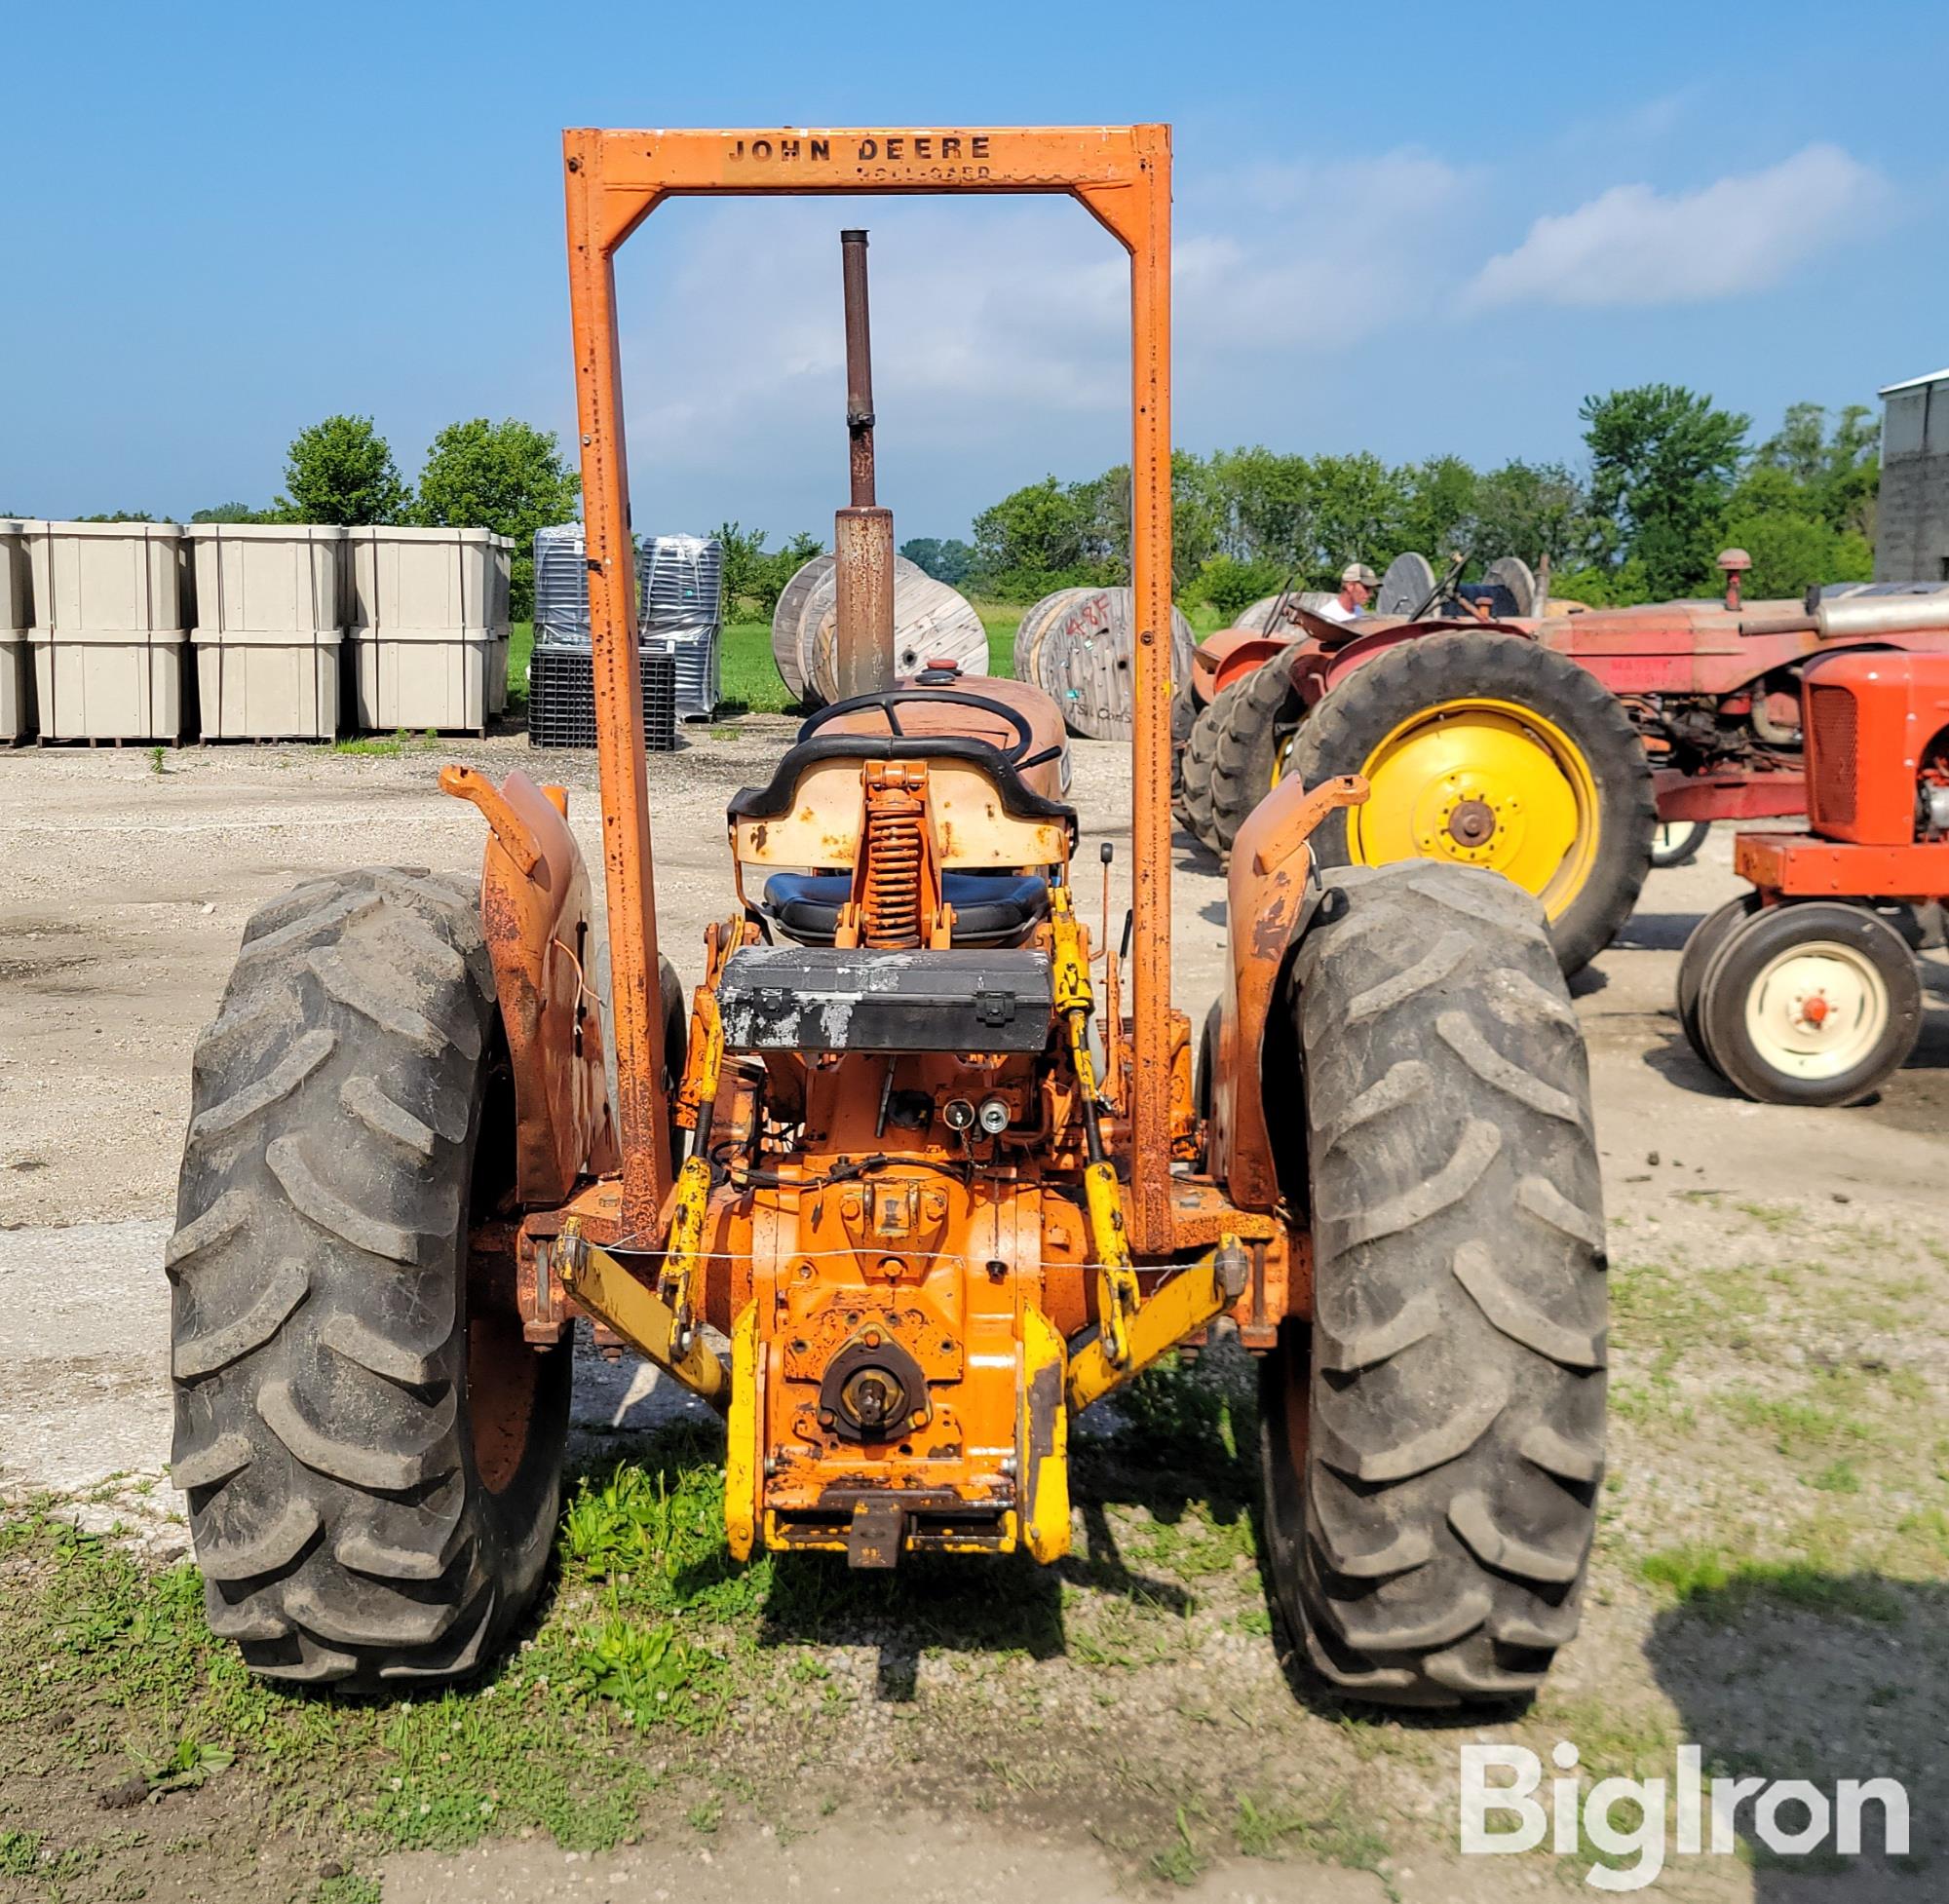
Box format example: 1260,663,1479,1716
1678,648,1949,1105
167,126,1606,1708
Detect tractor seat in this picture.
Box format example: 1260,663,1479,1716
763,871,1051,948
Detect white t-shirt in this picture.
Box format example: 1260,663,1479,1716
1317,595,1360,624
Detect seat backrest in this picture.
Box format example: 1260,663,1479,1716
728,677,1076,874
731,743,1071,871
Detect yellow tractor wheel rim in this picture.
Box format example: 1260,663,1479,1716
1270,729,1298,787
1351,697,1598,920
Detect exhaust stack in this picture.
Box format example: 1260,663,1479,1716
832,228,896,701
1741,594,1949,640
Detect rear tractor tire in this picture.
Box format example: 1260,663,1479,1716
1285,629,1656,976
1259,861,1607,1706
1181,660,1304,857
1168,679,1201,824
169,867,569,1688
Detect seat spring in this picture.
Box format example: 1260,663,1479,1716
862,805,924,947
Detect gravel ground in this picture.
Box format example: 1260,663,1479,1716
1,725,1945,1903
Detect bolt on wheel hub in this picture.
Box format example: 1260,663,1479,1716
1745,942,1889,1081
1446,797,1497,847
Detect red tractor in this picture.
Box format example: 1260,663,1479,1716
1677,649,1949,1105
1177,571,1949,974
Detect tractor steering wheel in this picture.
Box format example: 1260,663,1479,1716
799,688,1040,767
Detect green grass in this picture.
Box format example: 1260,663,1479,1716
318,1878,383,1904
1810,1459,1863,1494
331,728,415,756
0,1358,1263,1884
1234,1792,1393,1883
971,599,1023,677
1148,1808,1208,1885
706,609,1033,720
1725,1384,1871,1458
508,620,533,711
0,1457,724,1865
0,1831,43,1877
718,621,794,714
1638,1544,1908,1624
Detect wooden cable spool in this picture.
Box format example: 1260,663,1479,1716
1481,555,1538,618
1013,586,1196,741
770,553,833,702
1235,589,1335,633
802,559,989,705
1376,553,1435,619
1011,585,1092,690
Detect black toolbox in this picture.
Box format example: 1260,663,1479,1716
717,946,1053,1053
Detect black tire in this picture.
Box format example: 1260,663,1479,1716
1190,661,1305,857
169,868,569,1687
1179,692,1221,850
1651,819,1710,869
1284,629,1657,977
1195,996,1222,1126
1169,680,1200,820
1699,901,1923,1108
1259,861,1606,1706
1675,894,1758,1075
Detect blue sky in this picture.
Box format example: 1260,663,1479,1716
4,0,1944,544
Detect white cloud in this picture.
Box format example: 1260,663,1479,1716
1463,143,1885,311
616,148,1480,525
616,198,1138,533
1177,151,1477,352
622,200,1127,453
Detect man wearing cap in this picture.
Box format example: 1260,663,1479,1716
1318,562,1378,624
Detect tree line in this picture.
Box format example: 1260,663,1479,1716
902,387,1880,612
51,384,1883,627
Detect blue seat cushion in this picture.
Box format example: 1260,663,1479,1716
763,870,1051,946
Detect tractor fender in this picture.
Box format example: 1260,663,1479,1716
441,766,619,1203
1311,616,1536,702
1191,627,1295,704
1207,770,1367,1212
